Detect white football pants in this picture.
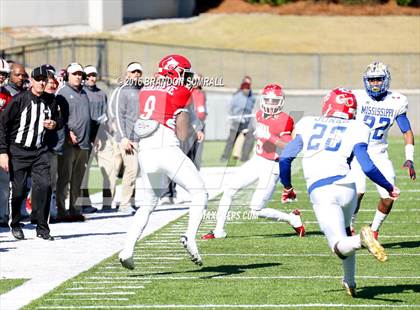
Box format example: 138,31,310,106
310,182,362,287
122,146,208,257
214,155,292,235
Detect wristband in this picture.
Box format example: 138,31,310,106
405,144,414,162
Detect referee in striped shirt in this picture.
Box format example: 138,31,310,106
0,65,61,240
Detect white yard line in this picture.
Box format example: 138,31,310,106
85,275,420,280
199,253,420,257
66,286,145,290
35,304,420,309
0,167,231,310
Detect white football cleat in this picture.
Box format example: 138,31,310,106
118,250,135,270
342,280,356,297
288,209,305,237
360,226,387,262
180,235,203,266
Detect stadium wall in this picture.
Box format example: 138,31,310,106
0,0,195,31
204,89,420,140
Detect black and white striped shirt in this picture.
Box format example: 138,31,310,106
0,90,59,153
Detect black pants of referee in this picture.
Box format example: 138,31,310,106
9,144,52,234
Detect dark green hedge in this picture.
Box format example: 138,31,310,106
246,0,417,6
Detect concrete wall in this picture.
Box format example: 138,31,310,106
0,0,194,31
0,0,88,28
204,90,420,140
123,0,195,23
88,0,123,31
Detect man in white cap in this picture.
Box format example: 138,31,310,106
82,65,112,210
55,62,94,222
108,62,143,211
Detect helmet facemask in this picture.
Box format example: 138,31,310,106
363,62,391,100
260,94,284,116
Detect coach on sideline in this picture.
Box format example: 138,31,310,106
0,65,61,240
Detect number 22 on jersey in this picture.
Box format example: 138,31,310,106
363,115,391,141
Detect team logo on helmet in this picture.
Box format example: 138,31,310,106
322,88,357,120
162,57,179,71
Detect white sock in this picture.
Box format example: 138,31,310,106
342,253,356,287
122,206,153,257
214,190,234,235
371,210,388,232
257,208,291,223
186,191,207,239
336,236,361,256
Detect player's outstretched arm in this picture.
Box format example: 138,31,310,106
279,135,303,203
402,129,416,180
354,143,398,199
396,113,416,180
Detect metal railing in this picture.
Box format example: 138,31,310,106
1,37,419,89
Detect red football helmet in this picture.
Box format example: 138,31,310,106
158,54,193,85
260,83,285,115
0,87,12,111
322,88,357,120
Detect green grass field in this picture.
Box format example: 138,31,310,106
23,137,420,308
0,279,27,295
14,137,420,309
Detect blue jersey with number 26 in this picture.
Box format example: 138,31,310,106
294,116,370,189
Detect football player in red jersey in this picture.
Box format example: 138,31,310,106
201,84,305,240
119,55,208,269
0,83,12,227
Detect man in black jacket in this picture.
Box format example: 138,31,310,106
0,66,60,240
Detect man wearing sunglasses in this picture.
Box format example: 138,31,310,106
0,65,61,240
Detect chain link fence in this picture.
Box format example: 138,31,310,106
2,37,419,90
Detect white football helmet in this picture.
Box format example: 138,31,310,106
260,83,285,115
363,61,391,99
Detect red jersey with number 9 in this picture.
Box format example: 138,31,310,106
139,84,192,131
255,110,294,161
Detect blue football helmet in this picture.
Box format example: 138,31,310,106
363,61,391,99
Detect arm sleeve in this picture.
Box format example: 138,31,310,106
353,142,393,192
395,113,412,134
279,134,304,188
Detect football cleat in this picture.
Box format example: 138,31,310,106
289,209,305,237
201,232,215,240
360,226,387,262
373,230,379,240
201,230,227,240
180,235,203,266
342,280,356,297
118,251,135,270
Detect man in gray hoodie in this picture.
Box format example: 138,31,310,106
108,62,143,210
